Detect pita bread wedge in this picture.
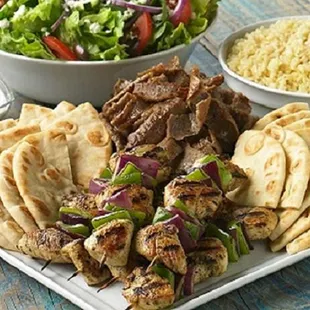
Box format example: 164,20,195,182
0,124,40,153
264,110,310,130
286,228,310,254
0,199,23,251
13,131,76,229
269,185,310,241
227,130,286,208
270,207,310,252
45,103,112,188
252,102,309,130
285,118,310,132
265,126,310,209
19,104,53,126
0,143,38,233
54,101,76,115
0,119,17,132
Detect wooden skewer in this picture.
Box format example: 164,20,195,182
41,260,52,271
67,270,80,281
99,253,107,270
146,255,158,273
97,277,118,292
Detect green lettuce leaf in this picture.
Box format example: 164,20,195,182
11,0,62,33
0,28,55,59
0,0,37,20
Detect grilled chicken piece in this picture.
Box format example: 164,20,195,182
62,193,98,217
135,223,187,275
84,219,134,267
233,207,278,240
61,239,111,286
96,184,154,219
18,228,72,263
123,267,175,310
188,238,228,284
223,160,248,192
164,178,223,220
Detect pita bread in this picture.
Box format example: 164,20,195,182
286,228,310,254
252,102,309,130
270,207,310,252
269,185,310,241
0,199,23,251
287,128,310,148
54,101,76,115
265,126,310,209
285,118,310,132
0,124,40,153
0,144,38,233
13,131,76,228
227,130,286,208
45,103,112,188
264,110,310,130
18,104,54,126
0,119,17,132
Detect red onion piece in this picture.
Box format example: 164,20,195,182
89,178,109,194
110,0,162,14
164,215,197,253
60,213,89,226
170,0,191,27
104,189,132,208
142,173,156,189
74,44,89,61
51,6,70,33
183,265,195,296
116,154,160,178
201,161,221,189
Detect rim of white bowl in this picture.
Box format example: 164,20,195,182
218,15,310,99
0,30,206,66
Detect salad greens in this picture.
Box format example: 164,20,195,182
0,0,219,61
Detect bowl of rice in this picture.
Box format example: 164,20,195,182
218,16,310,109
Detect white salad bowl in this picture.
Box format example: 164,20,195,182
218,16,310,110
0,30,208,107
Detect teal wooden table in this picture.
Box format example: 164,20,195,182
2,0,310,309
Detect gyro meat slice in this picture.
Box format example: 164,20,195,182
17,228,72,263
187,238,228,285
84,219,134,267
164,178,222,220
61,239,111,286
96,184,154,221
123,267,175,310
135,222,187,275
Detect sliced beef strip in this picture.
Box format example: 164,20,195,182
206,98,240,154
166,70,190,87
167,98,210,141
126,98,187,149
133,82,177,102
114,79,132,96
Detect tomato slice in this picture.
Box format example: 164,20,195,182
134,12,153,55
42,36,78,61
169,0,192,27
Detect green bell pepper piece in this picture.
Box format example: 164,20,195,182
58,222,90,237
152,207,173,224
104,205,146,227
173,199,189,213
100,167,113,179
185,221,200,240
205,223,239,262
91,210,132,229
112,172,142,185
152,264,175,290
227,220,250,255
186,168,208,181
59,207,93,219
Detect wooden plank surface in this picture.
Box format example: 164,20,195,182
2,0,310,309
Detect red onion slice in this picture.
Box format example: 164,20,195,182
164,215,197,253
183,265,194,296
89,178,109,194
104,189,132,209
201,161,221,189
60,213,89,226
170,0,191,27
110,0,162,14
116,154,160,178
